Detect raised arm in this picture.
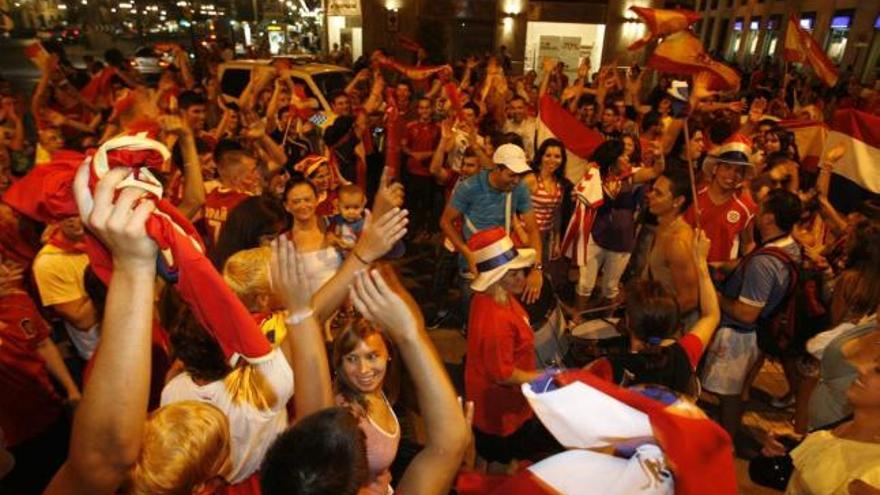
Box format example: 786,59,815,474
161,115,205,219
686,229,721,348
667,235,700,315
311,206,409,323
45,166,158,495
429,120,455,185
270,235,334,419
350,269,468,495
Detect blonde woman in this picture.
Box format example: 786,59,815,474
464,226,561,470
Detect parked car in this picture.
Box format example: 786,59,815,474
217,58,352,120
131,46,173,76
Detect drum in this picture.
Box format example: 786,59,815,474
565,317,629,367
533,304,570,369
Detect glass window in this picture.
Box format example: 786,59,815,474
800,13,816,32
730,17,744,58
748,18,761,56
827,11,853,64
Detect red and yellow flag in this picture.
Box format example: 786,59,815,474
783,15,839,87
648,31,740,91
628,6,701,51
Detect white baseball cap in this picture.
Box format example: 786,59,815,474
493,143,531,174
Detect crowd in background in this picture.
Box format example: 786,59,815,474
1,31,880,495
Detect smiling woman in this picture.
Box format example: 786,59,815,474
333,319,401,495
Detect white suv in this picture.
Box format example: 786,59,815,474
218,57,353,118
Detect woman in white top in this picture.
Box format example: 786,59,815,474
283,177,343,297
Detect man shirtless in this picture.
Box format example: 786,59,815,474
644,168,699,324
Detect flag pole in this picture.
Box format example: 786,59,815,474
682,119,701,231
282,110,294,145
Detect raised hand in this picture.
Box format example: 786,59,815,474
691,71,718,102
349,268,420,341
824,143,846,165
355,208,409,263
693,228,711,262
372,166,405,218
269,234,311,313
73,164,158,270
158,114,191,136
748,97,768,123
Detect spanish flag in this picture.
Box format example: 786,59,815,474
648,31,740,91
783,15,839,87
627,7,701,51
24,41,52,70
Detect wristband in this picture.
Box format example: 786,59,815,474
285,308,315,326
352,249,370,265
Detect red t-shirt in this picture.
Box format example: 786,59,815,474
0,293,63,446
202,182,252,246
465,293,536,436
403,120,440,177
684,187,756,262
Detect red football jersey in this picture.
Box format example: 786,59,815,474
403,120,440,177
0,293,63,446
202,181,252,246
684,187,756,262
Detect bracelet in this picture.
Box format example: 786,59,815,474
285,308,315,326
352,249,370,265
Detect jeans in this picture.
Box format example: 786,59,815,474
577,235,631,299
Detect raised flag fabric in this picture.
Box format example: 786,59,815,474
627,7,701,51
536,95,604,184
24,41,52,70
456,370,735,495
778,119,828,174
823,109,880,213
526,371,736,495
783,15,839,87
2,136,273,365
648,31,740,91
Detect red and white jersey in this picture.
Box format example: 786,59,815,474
684,187,756,262
202,180,253,246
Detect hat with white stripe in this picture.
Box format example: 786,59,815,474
467,227,536,291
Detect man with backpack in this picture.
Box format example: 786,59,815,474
701,189,803,447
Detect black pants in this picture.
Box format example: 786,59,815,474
474,417,563,464
403,171,437,234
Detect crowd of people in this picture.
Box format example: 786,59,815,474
1,31,880,495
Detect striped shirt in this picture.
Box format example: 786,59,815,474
532,176,563,232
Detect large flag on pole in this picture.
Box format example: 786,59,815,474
783,15,839,87
823,109,880,213
648,31,740,91
627,7,701,51
536,95,605,183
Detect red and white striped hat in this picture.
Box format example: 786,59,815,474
467,227,536,291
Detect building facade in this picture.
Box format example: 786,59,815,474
696,0,880,82
358,0,666,80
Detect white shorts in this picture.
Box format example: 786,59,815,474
701,326,760,396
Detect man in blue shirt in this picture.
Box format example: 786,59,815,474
701,189,803,444
440,143,544,303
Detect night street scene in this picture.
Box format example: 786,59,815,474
1,0,879,493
